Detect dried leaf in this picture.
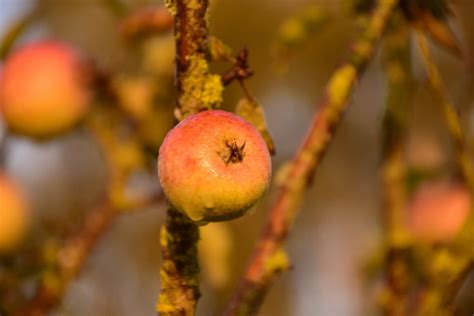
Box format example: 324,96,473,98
236,98,275,155
403,0,461,56
208,36,233,62
417,10,461,56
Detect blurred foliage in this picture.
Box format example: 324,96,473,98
272,4,329,71
236,97,275,155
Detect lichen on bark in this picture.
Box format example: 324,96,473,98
172,0,223,121
176,56,223,120
157,209,200,315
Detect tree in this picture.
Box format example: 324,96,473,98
1,0,473,315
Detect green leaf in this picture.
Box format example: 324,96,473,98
208,36,233,62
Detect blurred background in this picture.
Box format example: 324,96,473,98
1,0,473,315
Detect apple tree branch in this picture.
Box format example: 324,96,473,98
223,0,400,314
156,0,223,315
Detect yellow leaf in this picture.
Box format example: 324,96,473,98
208,36,233,62
235,98,275,155
418,11,461,56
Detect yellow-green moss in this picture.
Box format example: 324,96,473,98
264,248,290,277
326,65,357,107
178,56,223,119
157,212,200,315
164,0,177,16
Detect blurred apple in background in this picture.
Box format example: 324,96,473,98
406,180,471,243
0,172,29,253
0,41,91,139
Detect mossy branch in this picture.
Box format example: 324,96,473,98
172,0,223,121
222,0,399,315
157,208,201,315
157,0,221,315
378,14,413,316
15,201,117,316
16,190,163,316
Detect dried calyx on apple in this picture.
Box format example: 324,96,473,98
158,110,272,224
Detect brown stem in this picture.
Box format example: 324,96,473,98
222,0,400,315
15,201,116,316
379,13,413,316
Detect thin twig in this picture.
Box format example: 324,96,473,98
16,191,164,316
416,32,474,193
15,115,164,315
378,13,413,316
15,201,116,316
222,0,400,315
221,48,254,86
208,38,257,103
0,11,35,60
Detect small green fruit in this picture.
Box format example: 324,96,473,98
158,110,272,223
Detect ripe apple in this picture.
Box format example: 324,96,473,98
0,173,29,252
406,180,471,243
0,41,91,138
158,110,272,223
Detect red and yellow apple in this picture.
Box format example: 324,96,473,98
0,173,29,252
406,180,471,243
0,41,90,138
158,110,272,223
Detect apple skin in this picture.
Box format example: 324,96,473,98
0,173,29,253
406,181,471,243
0,41,90,138
158,110,272,224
